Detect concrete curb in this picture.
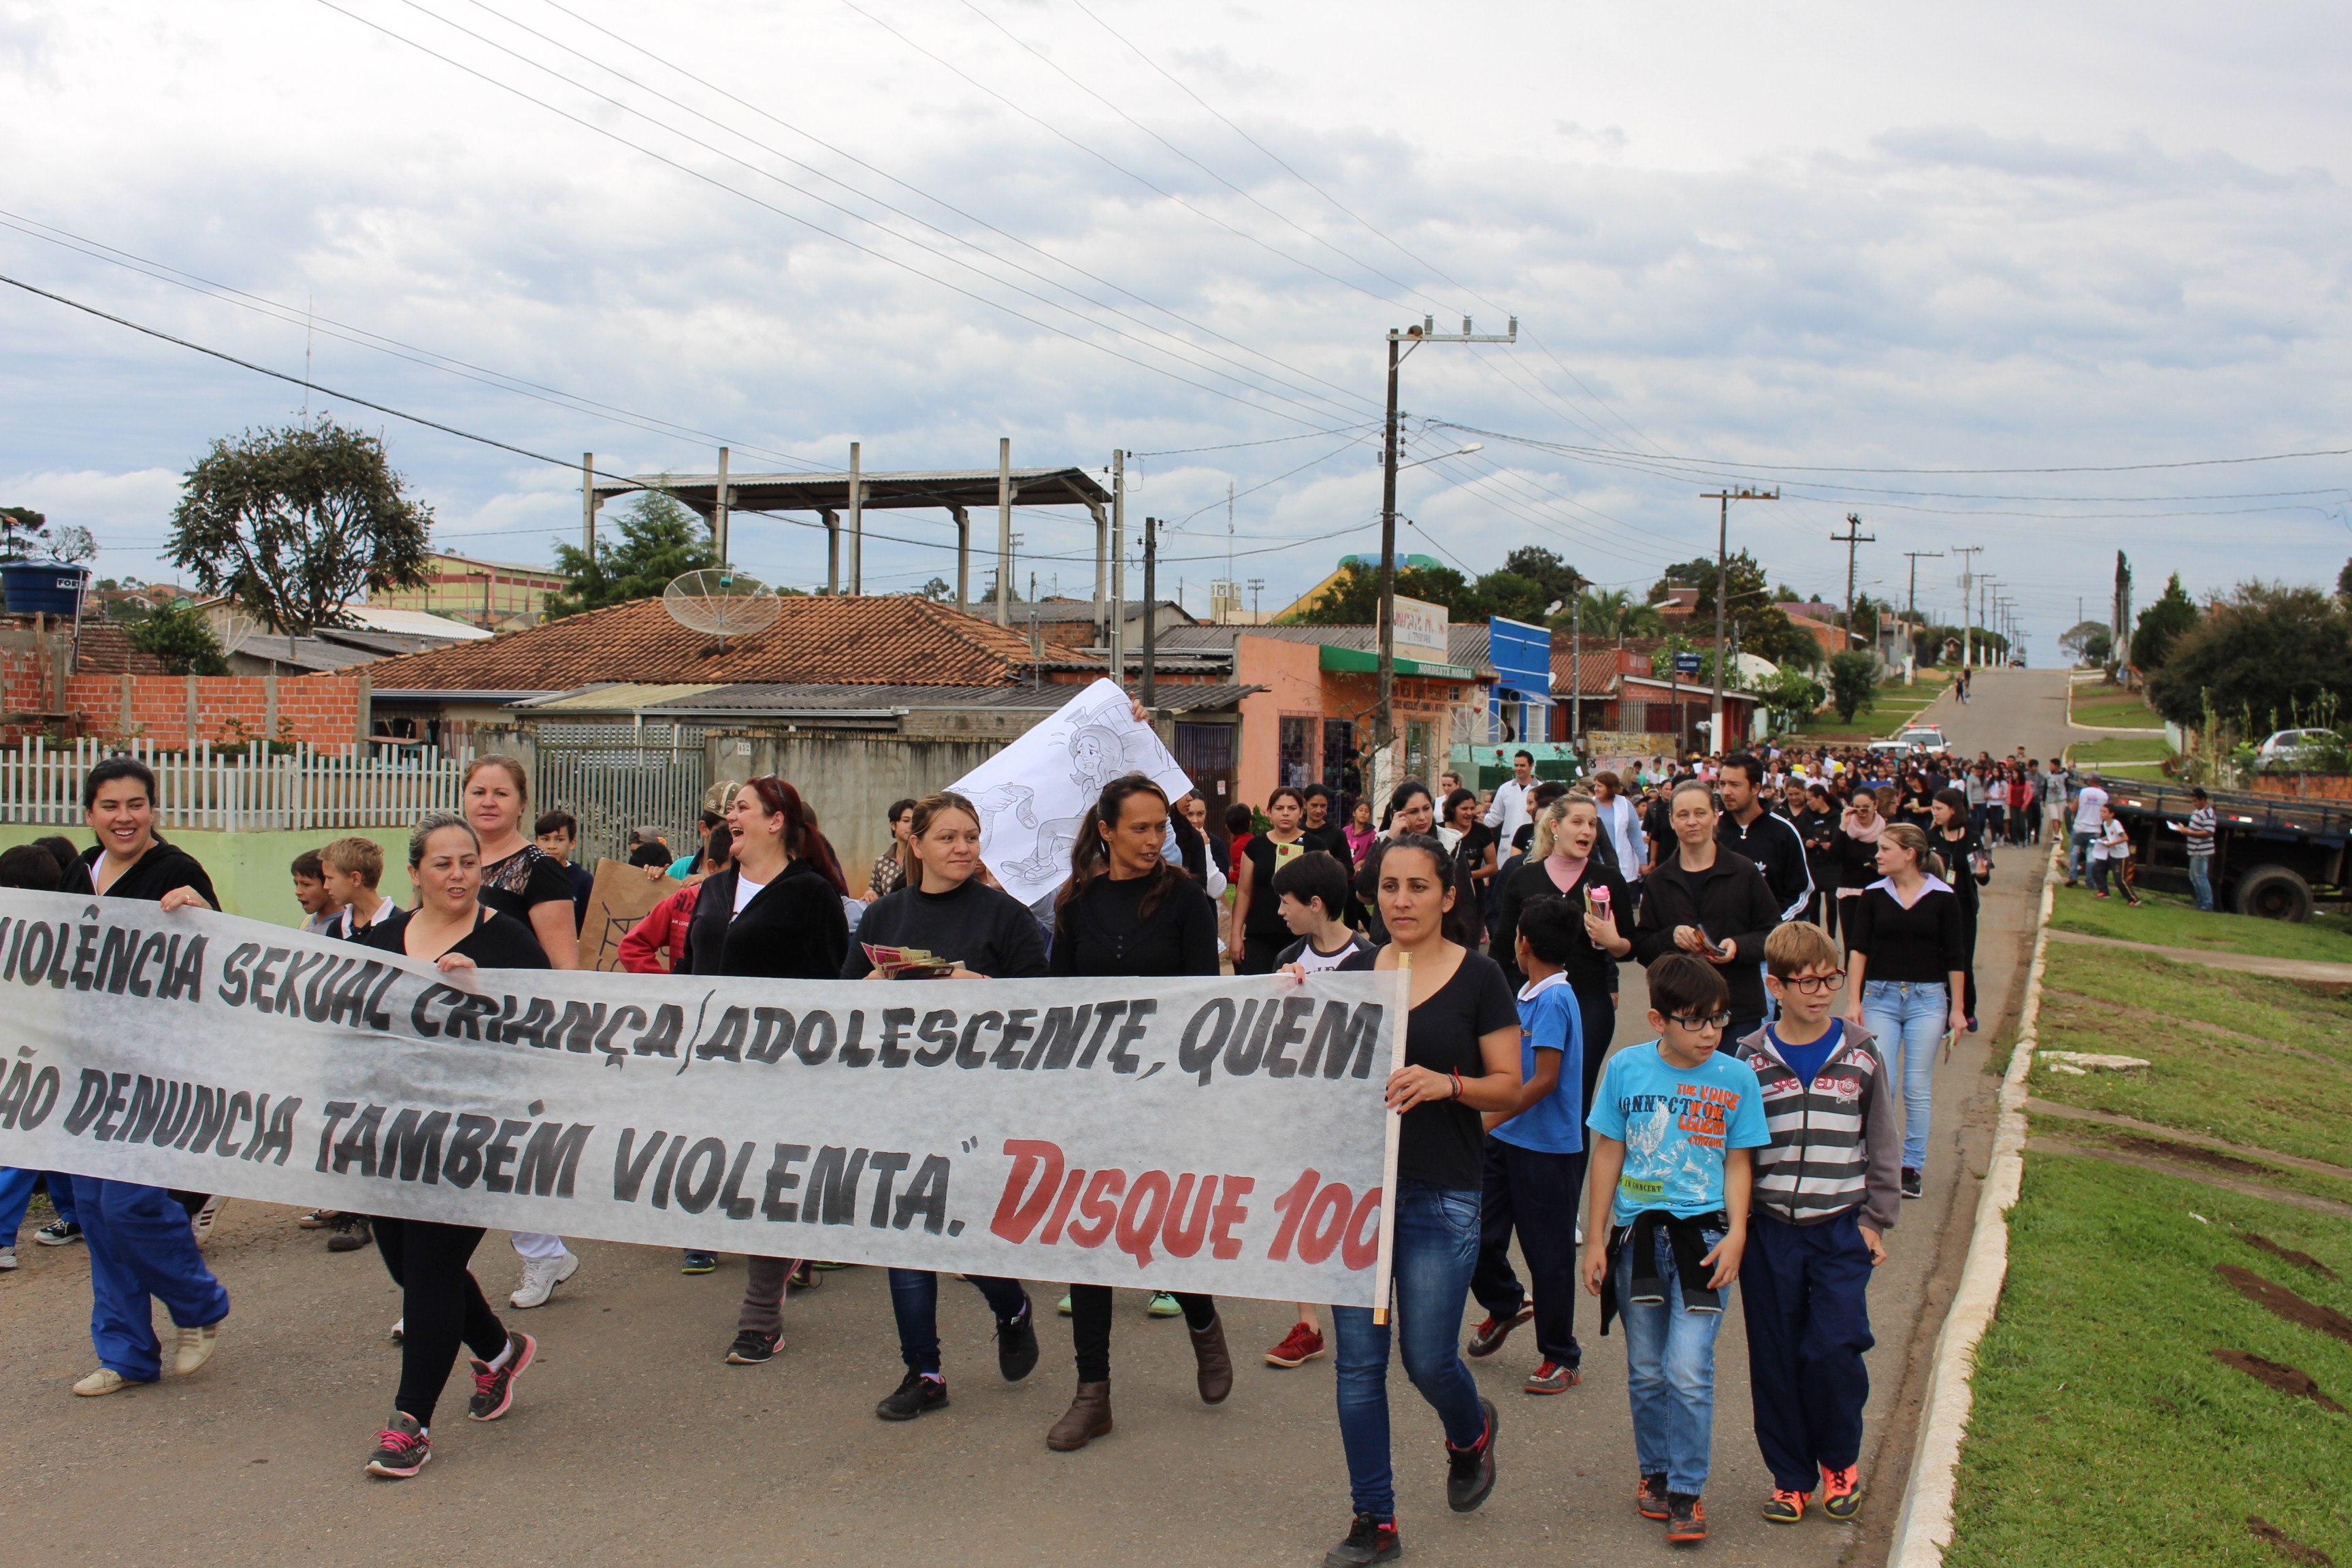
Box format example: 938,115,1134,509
1886,836,2061,1567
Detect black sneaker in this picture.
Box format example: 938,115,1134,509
727,1329,781,1365
34,1218,81,1247
1445,1396,1499,1512
364,1412,431,1478
1466,1303,1533,1357
1667,1492,1708,1544
327,1215,374,1252
1901,1167,1924,1200
1322,1513,1401,1567
466,1330,534,1421
996,1301,1039,1382
875,1369,949,1421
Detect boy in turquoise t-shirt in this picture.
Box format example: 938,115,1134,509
1581,953,1772,1546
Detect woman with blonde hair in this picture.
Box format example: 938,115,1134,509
1841,821,1966,1203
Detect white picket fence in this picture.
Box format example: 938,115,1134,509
0,738,475,832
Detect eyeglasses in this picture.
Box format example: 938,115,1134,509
1665,1011,1733,1031
1780,971,1845,995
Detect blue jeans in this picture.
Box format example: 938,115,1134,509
1617,1222,1731,1496
886,1269,1029,1376
1862,979,1946,1171
2189,853,2214,912
2069,829,2096,881
1332,1178,1486,1520
0,1170,75,1241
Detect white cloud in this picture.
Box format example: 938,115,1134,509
0,0,2346,654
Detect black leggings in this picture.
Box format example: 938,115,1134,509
376,1217,508,1426
1067,1284,1215,1382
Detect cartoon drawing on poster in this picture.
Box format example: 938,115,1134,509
949,678,1193,905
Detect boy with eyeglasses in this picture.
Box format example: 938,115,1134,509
1732,922,1899,1526
1580,953,1769,1546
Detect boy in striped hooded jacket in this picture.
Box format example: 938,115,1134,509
1731,921,1903,1527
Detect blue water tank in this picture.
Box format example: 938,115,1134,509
1,561,89,618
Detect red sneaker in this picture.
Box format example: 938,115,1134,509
1265,1322,1326,1367
1466,1305,1533,1358
1822,1463,1863,1520
1523,1359,1580,1394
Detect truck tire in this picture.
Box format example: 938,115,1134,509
2232,864,2315,924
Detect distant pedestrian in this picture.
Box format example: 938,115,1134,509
2178,787,2217,911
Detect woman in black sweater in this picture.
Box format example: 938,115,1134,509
358,813,548,1479
681,776,850,1365
847,791,1045,1421
1045,774,1228,1451
1841,821,1967,1201
1491,792,1633,1115
1929,786,1994,1031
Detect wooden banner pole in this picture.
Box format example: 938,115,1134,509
1371,949,1411,1326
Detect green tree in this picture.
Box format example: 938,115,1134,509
544,485,718,619
1827,651,1878,721
125,602,229,676
1755,667,1827,732
1292,559,1472,623
167,420,431,633
2130,572,2200,670
2338,558,2352,600
2146,582,2352,730
1499,546,1584,608
2059,621,2112,666
1572,587,1663,640
1466,568,1547,623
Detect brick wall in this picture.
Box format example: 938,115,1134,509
2,638,364,746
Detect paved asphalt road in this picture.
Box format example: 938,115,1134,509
1,693,2062,1567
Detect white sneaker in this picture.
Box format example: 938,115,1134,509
390,1318,406,1343
175,1322,220,1376
74,1367,135,1396
189,1195,225,1246
0,1245,16,1270
509,1250,579,1309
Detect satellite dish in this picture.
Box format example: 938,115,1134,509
662,570,780,653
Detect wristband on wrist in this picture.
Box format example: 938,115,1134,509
1450,1068,1465,1101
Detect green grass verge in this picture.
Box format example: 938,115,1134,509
2029,943,2352,1169
2070,684,2166,730
2049,883,2352,962
1946,1152,2352,1567
2069,734,2175,766
1786,681,1945,743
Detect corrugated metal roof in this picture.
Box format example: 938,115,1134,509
630,681,1258,717
521,683,728,711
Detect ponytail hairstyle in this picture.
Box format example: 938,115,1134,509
1058,772,1181,919
1530,789,1598,862
1880,820,1946,881
738,775,848,894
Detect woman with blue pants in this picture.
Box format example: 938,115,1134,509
1320,834,1526,1567
1840,823,1968,1204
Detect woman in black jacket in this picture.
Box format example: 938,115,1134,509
1629,779,1782,1045
1930,787,1994,1031
1045,773,1229,1451
845,791,1045,1420
1794,783,1841,934
357,812,548,1479
1491,792,1633,1115
682,775,850,1366
1842,821,1967,1200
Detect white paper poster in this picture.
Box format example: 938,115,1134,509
947,678,1193,906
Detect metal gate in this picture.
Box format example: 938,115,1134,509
534,723,710,867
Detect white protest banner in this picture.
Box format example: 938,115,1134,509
0,892,1396,1306
947,677,1191,906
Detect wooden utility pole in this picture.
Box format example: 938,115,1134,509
1902,549,1942,664
1952,545,1984,666
715,446,730,568
1699,487,1778,753
1831,513,1876,654
1141,515,1159,710
581,453,596,557
996,438,1013,625
848,442,864,596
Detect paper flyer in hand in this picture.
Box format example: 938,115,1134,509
860,943,957,979
947,677,1194,906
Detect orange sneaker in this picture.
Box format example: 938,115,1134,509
1265,1322,1326,1368
1821,1463,1863,1520
1762,1488,1807,1524
1666,1494,1707,1544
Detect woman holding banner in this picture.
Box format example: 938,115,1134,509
1043,773,1230,1451
683,775,851,1368
65,757,233,1399
460,756,586,1311
845,791,1046,1419
355,811,547,1477
1322,832,1524,1565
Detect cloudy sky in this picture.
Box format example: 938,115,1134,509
4,0,2348,657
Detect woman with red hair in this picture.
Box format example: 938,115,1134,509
681,776,850,1365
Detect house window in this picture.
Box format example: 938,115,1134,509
1322,718,1356,792
1278,715,1317,789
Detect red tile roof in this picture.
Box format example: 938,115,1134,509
1550,647,1632,696
69,623,173,676
357,595,1098,691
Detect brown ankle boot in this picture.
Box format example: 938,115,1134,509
1190,1317,1233,1405
1046,1380,1113,1450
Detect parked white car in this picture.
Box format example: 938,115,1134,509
1897,725,1950,755
2255,728,2339,766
